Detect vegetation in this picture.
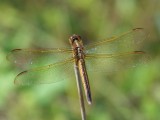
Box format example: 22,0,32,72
0,0,160,120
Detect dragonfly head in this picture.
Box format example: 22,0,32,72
69,34,82,45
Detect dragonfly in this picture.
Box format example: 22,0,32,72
7,28,147,105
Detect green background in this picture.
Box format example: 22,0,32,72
0,0,160,120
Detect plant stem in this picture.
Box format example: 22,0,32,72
74,64,86,120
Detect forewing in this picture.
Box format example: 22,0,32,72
85,28,148,54
7,48,72,70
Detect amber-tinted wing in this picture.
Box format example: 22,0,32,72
7,48,72,70
13,58,75,85
7,48,75,85
85,28,149,72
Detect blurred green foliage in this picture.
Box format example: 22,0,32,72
0,0,160,120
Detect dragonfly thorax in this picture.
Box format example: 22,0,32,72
74,47,85,59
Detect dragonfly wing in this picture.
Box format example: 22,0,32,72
85,52,149,73
7,48,72,70
85,28,148,54
14,58,75,85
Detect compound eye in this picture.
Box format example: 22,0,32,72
77,35,81,40
72,36,78,41
69,34,81,43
